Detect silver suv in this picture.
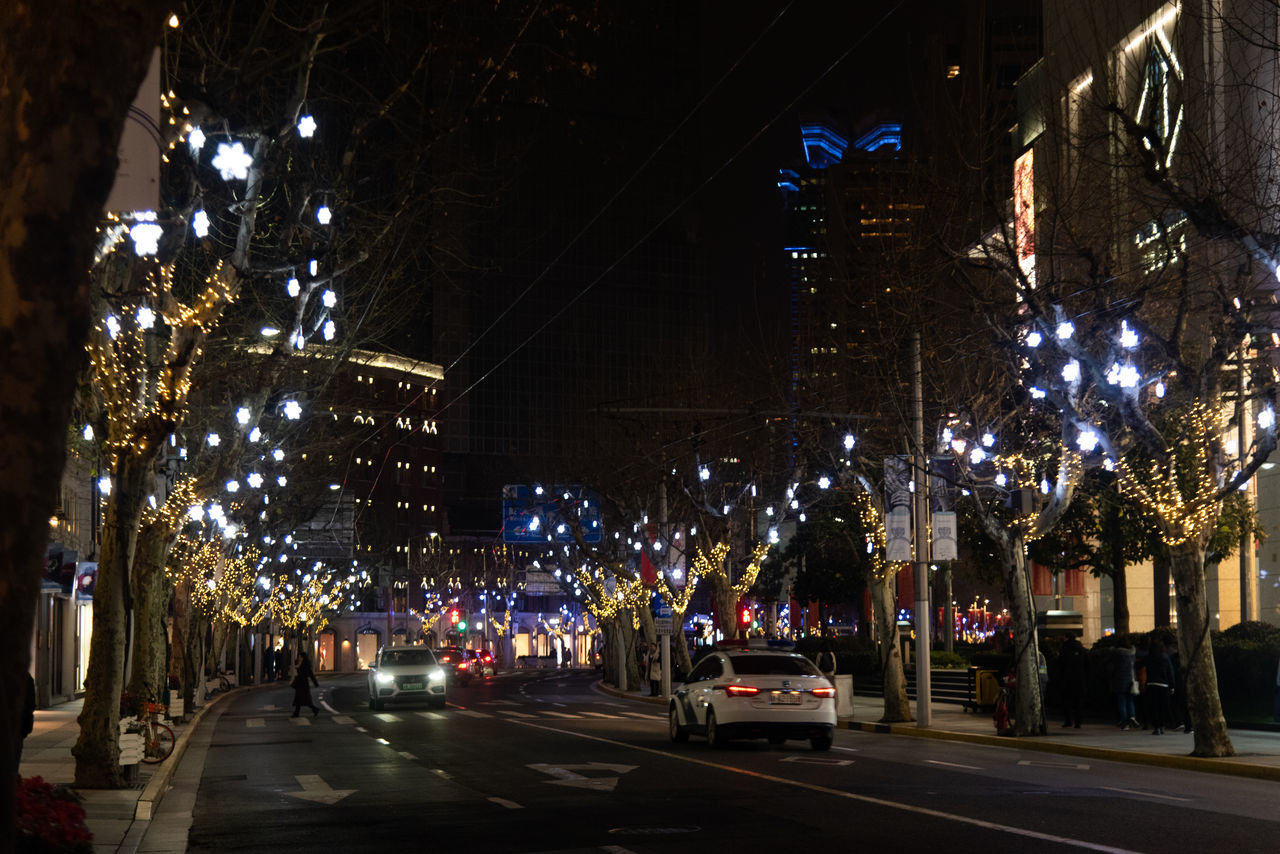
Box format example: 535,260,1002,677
368,646,447,710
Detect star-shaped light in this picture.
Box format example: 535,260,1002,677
192,209,210,238
212,141,253,180
297,115,317,138
136,306,155,329
282,400,303,420
188,126,206,154
322,289,337,308
316,205,332,225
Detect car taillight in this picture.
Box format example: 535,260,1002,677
723,684,759,697
810,686,836,698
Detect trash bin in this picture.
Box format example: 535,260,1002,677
834,674,854,718
966,666,1000,712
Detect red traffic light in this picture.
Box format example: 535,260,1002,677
450,608,460,625
739,605,752,626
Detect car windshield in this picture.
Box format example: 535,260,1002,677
382,650,435,666
728,654,820,676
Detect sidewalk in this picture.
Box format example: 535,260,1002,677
18,691,230,854
599,682,1280,781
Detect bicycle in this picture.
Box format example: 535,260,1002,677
139,700,175,764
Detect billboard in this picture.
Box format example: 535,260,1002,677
502,484,603,544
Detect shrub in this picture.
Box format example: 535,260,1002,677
15,776,93,854
1219,620,1280,645
930,650,968,669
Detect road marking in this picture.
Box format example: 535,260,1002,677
374,713,401,722
925,759,983,770
431,768,451,779
285,774,355,805
780,755,853,766
510,721,1142,854
501,711,537,719
398,751,417,760
489,797,524,809
541,711,582,719
600,847,637,854
289,717,312,726
375,737,390,745
831,746,859,753
354,726,368,732
1100,786,1191,802
416,711,446,720
246,718,265,728
480,700,523,706
259,704,280,711
528,762,638,792
456,709,493,719
619,712,660,720
1018,760,1090,770
580,712,623,719
330,715,355,725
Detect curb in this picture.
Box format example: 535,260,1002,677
134,687,242,820
594,680,669,705
836,718,1280,782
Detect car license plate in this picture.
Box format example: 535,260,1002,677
400,682,423,691
770,692,801,705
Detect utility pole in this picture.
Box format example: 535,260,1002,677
1239,346,1258,623
912,331,932,728
660,481,671,698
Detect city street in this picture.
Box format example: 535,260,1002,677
148,671,1280,853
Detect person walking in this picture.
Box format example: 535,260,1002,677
647,643,662,696
1144,640,1175,734
1110,637,1139,729
1056,634,1088,728
291,650,320,717
816,639,837,680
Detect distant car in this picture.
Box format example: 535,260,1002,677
471,649,495,678
668,647,836,750
367,646,446,711
434,646,472,686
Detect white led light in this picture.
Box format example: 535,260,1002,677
206,432,221,447
188,126,206,154
316,205,332,225
323,319,335,341
1056,320,1074,340
192,209,209,238
236,407,251,425
1062,360,1080,382
843,433,856,450
1077,428,1100,452
1259,407,1275,430
97,476,112,496
82,424,94,441
981,432,995,447
226,479,240,493
297,115,317,138
212,141,253,180
1120,320,1139,349
1025,330,1042,348
969,447,986,465
282,400,302,420
322,289,337,308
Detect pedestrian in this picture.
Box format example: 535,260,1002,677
816,639,837,680
291,651,320,717
1144,640,1175,734
15,670,35,769
1109,636,1139,730
647,643,662,696
1056,634,1088,728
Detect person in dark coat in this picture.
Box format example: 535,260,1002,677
291,651,320,717
16,671,36,768
1144,640,1175,734
1056,634,1089,728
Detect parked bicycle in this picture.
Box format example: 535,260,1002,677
139,700,175,764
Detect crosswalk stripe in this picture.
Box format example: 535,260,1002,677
540,711,581,719
331,715,355,725
374,713,402,722
500,711,537,719
289,717,312,726
416,711,446,720
455,709,492,718
246,718,265,728
579,711,622,719
619,711,661,719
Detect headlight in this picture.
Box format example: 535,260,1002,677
375,672,395,684
428,668,445,682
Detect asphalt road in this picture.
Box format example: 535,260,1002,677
177,670,1280,853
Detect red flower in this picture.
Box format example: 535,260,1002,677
14,776,93,853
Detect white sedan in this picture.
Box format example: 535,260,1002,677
669,648,837,750
368,646,447,710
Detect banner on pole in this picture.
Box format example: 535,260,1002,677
884,456,912,562
929,457,958,561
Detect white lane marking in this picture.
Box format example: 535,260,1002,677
1100,786,1191,802
780,755,853,766
456,709,493,719
330,715,355,725
489,797,524,809
398,751,417,760
246,718,265,728
541,711,582,719
290,717,312,726
580,712,623,719
286,774,355,805
501,711,537,719
431,768,451,779
374,713,402,722
355,726,368,732
925,759,983,770
1018,759,1090,770
600,847,637,854
416,711,446,720
619,712,661,720
507,720,1142,854
480,700,523,706
832,746,860,753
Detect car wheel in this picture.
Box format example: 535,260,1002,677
706,709,726,748
372,697,385,711
430,696,447,710
669,705,689,743
810,732,833,751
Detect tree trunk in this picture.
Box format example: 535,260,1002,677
1112,564,1130,637
126,521,171,706
1153,557,1171,628
871,569,912,722
73,452,153,786
710,572,740,641
1001,537,1045,737
1168,539,1233,756
0,1,166,835
671,609,693,677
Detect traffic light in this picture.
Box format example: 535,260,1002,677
449,608,460,626
458,618,468,631
739,604,752,628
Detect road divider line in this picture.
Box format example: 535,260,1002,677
507,720,1142,854
1100,786,1191,802
925,759,983,770
398,751,417,760
489,797,524,809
